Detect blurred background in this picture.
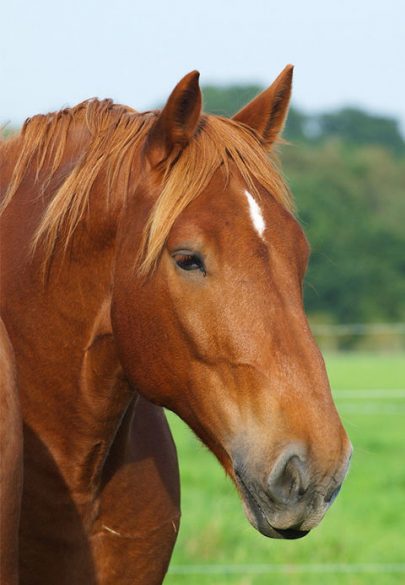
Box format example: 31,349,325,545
2,1,404,583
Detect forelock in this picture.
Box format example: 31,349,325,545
137,115,294,275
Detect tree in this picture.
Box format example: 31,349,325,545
317,108,405,154
283,141,405,323
202,84,264,117
201,84,307,142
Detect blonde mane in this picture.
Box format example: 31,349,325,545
0,99,294,274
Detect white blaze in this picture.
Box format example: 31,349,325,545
244,189,266,239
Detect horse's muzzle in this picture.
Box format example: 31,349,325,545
233,444,352,538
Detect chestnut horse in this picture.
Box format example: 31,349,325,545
0,66,352,585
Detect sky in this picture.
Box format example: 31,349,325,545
1,0,404,131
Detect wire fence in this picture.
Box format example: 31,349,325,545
332,388,405,415
311,323,405,336
168,563,405,575
310,322,405,351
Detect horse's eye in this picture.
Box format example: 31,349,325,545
174,254,206,276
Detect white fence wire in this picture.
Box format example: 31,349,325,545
169,562,405,575
311,323,405,336
310,322,405,351
332,388,405,414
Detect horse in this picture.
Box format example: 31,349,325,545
0,65,352,585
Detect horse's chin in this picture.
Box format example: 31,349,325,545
247,510,310,540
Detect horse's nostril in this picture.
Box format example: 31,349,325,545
267,453,308,505
325,483,342,504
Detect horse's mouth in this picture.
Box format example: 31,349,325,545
234,469,309,540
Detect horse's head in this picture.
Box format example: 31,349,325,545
112,67,352,539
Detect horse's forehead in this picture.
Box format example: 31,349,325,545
176,170,291,241
174,172,288,244
170,172,254,240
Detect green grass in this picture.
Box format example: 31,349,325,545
164,353,405,585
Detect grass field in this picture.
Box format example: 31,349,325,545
164,353,405,585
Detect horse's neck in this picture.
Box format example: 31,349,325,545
68,296,134,490
1,132,135,506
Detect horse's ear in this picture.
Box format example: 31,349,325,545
146,71,202,166
233,65,293,146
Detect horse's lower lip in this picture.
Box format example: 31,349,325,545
234,470,310,540
271,527,309,540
